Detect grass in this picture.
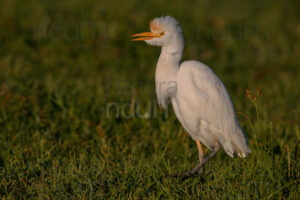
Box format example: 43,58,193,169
0,0,299,199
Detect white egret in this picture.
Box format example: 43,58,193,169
132,16,251,175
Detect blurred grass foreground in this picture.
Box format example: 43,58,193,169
0,0,299,199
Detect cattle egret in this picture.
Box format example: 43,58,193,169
132,16,251,176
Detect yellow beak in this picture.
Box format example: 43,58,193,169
131,32,161,41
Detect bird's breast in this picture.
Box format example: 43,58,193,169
155,80,177,109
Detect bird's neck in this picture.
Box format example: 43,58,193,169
155,44,183,108
156,44,183,79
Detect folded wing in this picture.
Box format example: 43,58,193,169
174,60,250,157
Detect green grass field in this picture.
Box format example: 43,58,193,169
0,0,299,199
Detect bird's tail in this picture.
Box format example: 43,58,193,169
232,128,251,158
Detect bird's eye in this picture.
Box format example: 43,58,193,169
160,32,165,36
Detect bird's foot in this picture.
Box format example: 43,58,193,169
181,165,203,176
169,163,203,177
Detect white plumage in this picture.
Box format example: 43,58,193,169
132,16,250,175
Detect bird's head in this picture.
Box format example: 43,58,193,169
132,16,184,47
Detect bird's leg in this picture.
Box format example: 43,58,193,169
182,140,220,176
196,140,204,162
196,140,204,174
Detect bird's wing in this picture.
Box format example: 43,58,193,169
175,60,250,157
